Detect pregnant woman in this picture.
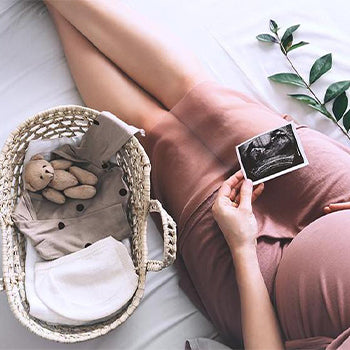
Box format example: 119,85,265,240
44,1,350,348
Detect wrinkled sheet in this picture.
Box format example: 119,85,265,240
0,0,349,349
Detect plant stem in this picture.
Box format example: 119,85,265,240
275,34,350,141
332,118,350,140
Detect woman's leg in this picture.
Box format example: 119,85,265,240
44,0,212,110
45,2,166,132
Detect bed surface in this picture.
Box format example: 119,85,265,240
1,0,349,349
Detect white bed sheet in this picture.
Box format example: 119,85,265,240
1,0,350,349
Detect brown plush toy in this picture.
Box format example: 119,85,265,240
24,154,98,204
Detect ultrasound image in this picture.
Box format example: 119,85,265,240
237,124,305,182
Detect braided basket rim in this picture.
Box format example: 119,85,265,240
0,105,152,342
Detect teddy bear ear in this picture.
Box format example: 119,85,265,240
31,154,44,161
25,182,36,192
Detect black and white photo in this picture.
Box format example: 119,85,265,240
236,123,308,185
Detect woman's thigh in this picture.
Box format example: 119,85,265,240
274,210,350,349
169,81,290,168
45,1,167,132
45,0,211,110
146,80,350,238
144,81,291,230
156,82,350,238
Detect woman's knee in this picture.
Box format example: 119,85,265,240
161,69,214,110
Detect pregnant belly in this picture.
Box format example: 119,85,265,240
252,126,350,241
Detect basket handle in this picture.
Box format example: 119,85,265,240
146,199,177,272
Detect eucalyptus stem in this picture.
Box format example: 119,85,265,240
275,33,350,140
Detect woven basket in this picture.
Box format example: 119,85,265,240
0,105,177,343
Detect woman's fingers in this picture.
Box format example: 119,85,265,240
239,179,253,211
218,171,264,209
229,179,243,201
329,202,350,210
252,183,264,202
232,182,264,204
323,206,331,214
323,201,350,213
226,170,244,186
217,171,244,199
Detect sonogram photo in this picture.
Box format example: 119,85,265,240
236,123,308,185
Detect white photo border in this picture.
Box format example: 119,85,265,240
235,122,309,185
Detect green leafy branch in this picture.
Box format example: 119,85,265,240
257,20,350,141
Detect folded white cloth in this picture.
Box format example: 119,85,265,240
35,236,138,323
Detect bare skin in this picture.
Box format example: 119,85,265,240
212,172,284,349
44,1,163,131
44,0,211,123
43,1,347,347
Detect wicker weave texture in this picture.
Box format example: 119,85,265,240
0,105,176,343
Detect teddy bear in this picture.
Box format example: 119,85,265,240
24,154,98,204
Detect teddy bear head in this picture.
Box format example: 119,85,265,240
24,154,54,192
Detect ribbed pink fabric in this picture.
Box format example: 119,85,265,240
143,81,350,349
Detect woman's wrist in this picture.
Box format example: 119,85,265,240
232,245,260,286
223,229,257,255
230,242,257,258
231,244,258,267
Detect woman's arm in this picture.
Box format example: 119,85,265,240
212,171,284,350
234,246,284,350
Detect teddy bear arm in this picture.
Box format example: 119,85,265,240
50,159,73,170
42,188,66,204
69,166,98,186
64,185,96,199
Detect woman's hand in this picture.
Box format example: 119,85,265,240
212,170,264,253
324,201,350,214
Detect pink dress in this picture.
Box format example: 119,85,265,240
142,81,350,349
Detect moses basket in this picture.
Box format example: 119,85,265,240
0,105,177,342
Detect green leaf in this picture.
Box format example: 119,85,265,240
256,34,278,43
309,53,332,85
289,94,318,105
343,110,350,131
324,81,350,103
281,24,300,44
269,20,279,33
268,73,306,87
308,104,333,119
282,34,293,52
289,94,332,118
287,41,309,53
332,92,348,121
